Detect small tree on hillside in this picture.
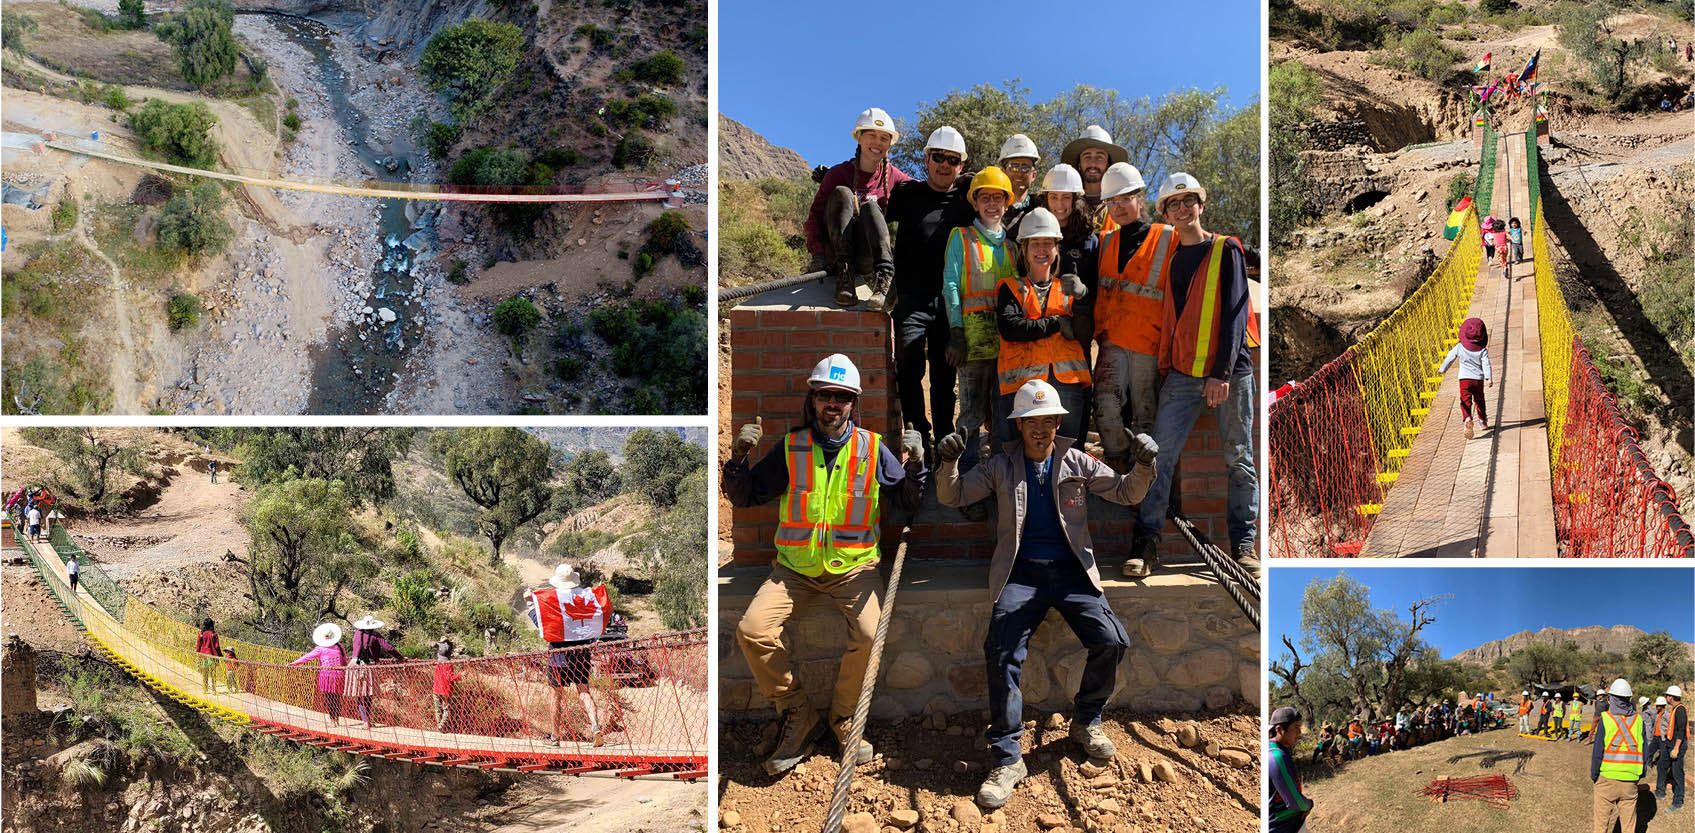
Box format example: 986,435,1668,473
18,427,141,511
130,99,220,168
155,0,237,88
558,450,621,513
1559,2,1640,103
118,0,147,29
431,427,556,567
232,427,412,504
1629,631,1692,687
620,429,704,508
635,467,706,630
420,20,526,120
231,478,367,639
157,182,233,255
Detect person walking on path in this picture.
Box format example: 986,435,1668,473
887,126,976,456
25,503,42,544
1440,317,1493,439
1088,162,1163,471
1507,217,1524,263
432,639,461,733
1061,125,1129,232
195,619,222,694
934,378,1154,809
1481,214,1497,262
804,108,912,309
725,354,927,775
290,623,348,726
1491,218,1510,271
527,564,608,748
1594,678,1650,833
1269,707,1315,832
944,165,1019,497
996,208,1092,444
346,614,401,729
208,459,219,484
65,553,80,595
1657,685,1687,812
1132,173,1260,572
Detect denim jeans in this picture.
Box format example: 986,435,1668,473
983,559,1129,766
956,358,1000,472
997,376,1089,446
1135,369,1259,547
1092,344,1161,457
894,298,956,447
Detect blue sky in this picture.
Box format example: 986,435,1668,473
1269,567,1695,658
718,1,1263,166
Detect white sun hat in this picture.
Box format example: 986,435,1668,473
548,563,580,590
313,622,343,647
352,615,386,631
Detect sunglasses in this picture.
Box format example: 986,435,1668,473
1002,161,1035,172
814,389,857,404
928,151,964,167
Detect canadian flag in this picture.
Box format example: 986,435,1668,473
529,585,611,642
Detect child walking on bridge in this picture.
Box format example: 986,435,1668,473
1440,318,1493,439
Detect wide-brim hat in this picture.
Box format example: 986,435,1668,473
1459,317,1488,351
352,615,385,631
313,623,343,647
1061,125,1128,168
548,563,579,590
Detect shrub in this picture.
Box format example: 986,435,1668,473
414,118,460,161
721,220,802,280
646,211,689,253
103,85,130,111
633,251,654,277
1446,172,1475,210
493,297,542,336
1,13,36,49
575,23,616,50
282,111,301,131
1480,0,1513,14
420,20,526,120
51,197,78,234
446,258,468,285
156,0,238,87
612,132,652,168
130,99,220,168
629,50,684,85
167,293,202,331
119,0,148,29
536,147,581,168
1377,30,1462,83
680,284,705,306
449,147,529,187
552,356,583,381
157,183,232,254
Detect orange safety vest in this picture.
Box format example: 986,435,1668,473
995,278,1092,395
1159,234,1262,378
1658,703,1685,740
1094,223,1174,355
1518,700,1531,716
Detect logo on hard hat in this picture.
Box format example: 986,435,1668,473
1035,390,1047,401
830,367,847,381
1175,184,1187,190
874,119,885,126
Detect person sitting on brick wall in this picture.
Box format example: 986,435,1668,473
724,353,927,776
803,107,912,309
934,378,1156,809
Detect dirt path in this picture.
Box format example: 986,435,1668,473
73,205,143,414
70,457,250,579
476,776,706,833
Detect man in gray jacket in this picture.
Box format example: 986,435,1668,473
935,378,1157,809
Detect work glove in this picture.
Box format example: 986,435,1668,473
1060,272,1087,299
935,432,966,463
945,327,968,368
1055,315,1075,342
807,254,828,275
1129,431,1159,466
898,423,925,465
732,417,763,460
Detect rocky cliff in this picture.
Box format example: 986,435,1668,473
718,115,809,181
1454,625,1695,665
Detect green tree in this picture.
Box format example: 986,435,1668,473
129,99,219,168
18,427,141,511
157,182,232,255
620,429,704,508
155,0,237,87
166,292,201,331
1508,640,1585,686
420,20,526,120
635,467,706,630
1270,61,1322,243
629,50,685,85
232,427,413,504
1559,1,1639,103
430,428,556,566
231,478,366,639
493,297,542,337
118,0,147,29
1629,631,1691,685
558,450,621,512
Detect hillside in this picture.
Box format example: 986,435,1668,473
1453,625,1695,665
718,114,810,180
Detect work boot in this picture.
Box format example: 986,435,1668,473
1232,541,1258,569
1124,533,1158,578
1070,719,1116,759
763,707,824,775
832,723,874,765
834,272,858,307
975,758,1027,809
865,270,894,312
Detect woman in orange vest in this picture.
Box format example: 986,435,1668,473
994,207,1093,445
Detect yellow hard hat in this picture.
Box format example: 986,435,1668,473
968,165,1013,202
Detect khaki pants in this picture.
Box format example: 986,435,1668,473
1592,776,1639,833
735,563,881,731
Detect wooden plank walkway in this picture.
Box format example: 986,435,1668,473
1363,132,1558,557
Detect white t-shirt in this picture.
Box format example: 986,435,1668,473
26,508,41,526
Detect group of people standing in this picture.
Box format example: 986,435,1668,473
5,485,54,543
1518,688,1589,741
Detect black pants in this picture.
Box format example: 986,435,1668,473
69,573,78,593
824,186,893,279
1659,742,1685,805
894,297,956,446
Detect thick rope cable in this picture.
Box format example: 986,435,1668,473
1169,514,1261,630
820,542,909,833
717,271,828,303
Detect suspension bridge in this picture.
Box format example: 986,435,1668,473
13,520,707,778
1269,116,1693,557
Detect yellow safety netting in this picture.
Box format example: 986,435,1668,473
1532,201,1573,471
123,601,299,667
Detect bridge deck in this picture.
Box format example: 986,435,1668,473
1363,133,1557,557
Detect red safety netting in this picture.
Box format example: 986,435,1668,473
1267,352,1384,556
1552,341,1695,557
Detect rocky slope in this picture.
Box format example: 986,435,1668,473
717,115,809,181
1454,625,1695,665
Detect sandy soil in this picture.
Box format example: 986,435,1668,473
477,776,706,833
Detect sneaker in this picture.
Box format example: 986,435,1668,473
1124,533,1158,578
763,707,824,775
975,758,1027,809
1668,804,1684,814
1069,720,1116,759
1464,419,1474,439
834,273,858,307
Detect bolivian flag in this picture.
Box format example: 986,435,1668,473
1444,196,1472,240
1472,53,1491,73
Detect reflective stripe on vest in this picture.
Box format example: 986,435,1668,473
994,277,1092,394
1097,224,1171,299
1599,712,1645,780
1095,223,1172,356
955,226,1010,315
1660,703,1685,740
1160,235,1262,378
773,428,882,577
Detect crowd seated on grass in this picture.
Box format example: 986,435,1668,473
1309,694,1513,765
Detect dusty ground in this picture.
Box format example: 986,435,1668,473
1301,728,1692,833
719,710,1259,833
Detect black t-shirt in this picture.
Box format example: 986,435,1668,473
887,176,977,303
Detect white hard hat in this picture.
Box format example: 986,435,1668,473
1554,693,1562,699
1656,696,1668,707
1016,207,1062,240
1639,696,1650,706
1007,379,1068,419
923,126,967,158
807,353,862,395
1041,164,1084,195
852,108,898,143
1668,685,1684,698
1061,124,1128,167
1100,162,1147,201
1157,172,1208,213
352,614,386,631
1609,678,1634,697
998,133,1040,162
1522,691,1529,696
313,622,343,648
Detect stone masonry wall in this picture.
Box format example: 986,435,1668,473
718,569,1259,722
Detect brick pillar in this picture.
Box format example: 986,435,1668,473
728,282,898,567
1,518,14,549
3,635,38,718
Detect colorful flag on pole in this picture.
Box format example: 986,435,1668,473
1444,197,1472,241
1472,53,1491,73
1480,80,1500,103
1520,49,1540,83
